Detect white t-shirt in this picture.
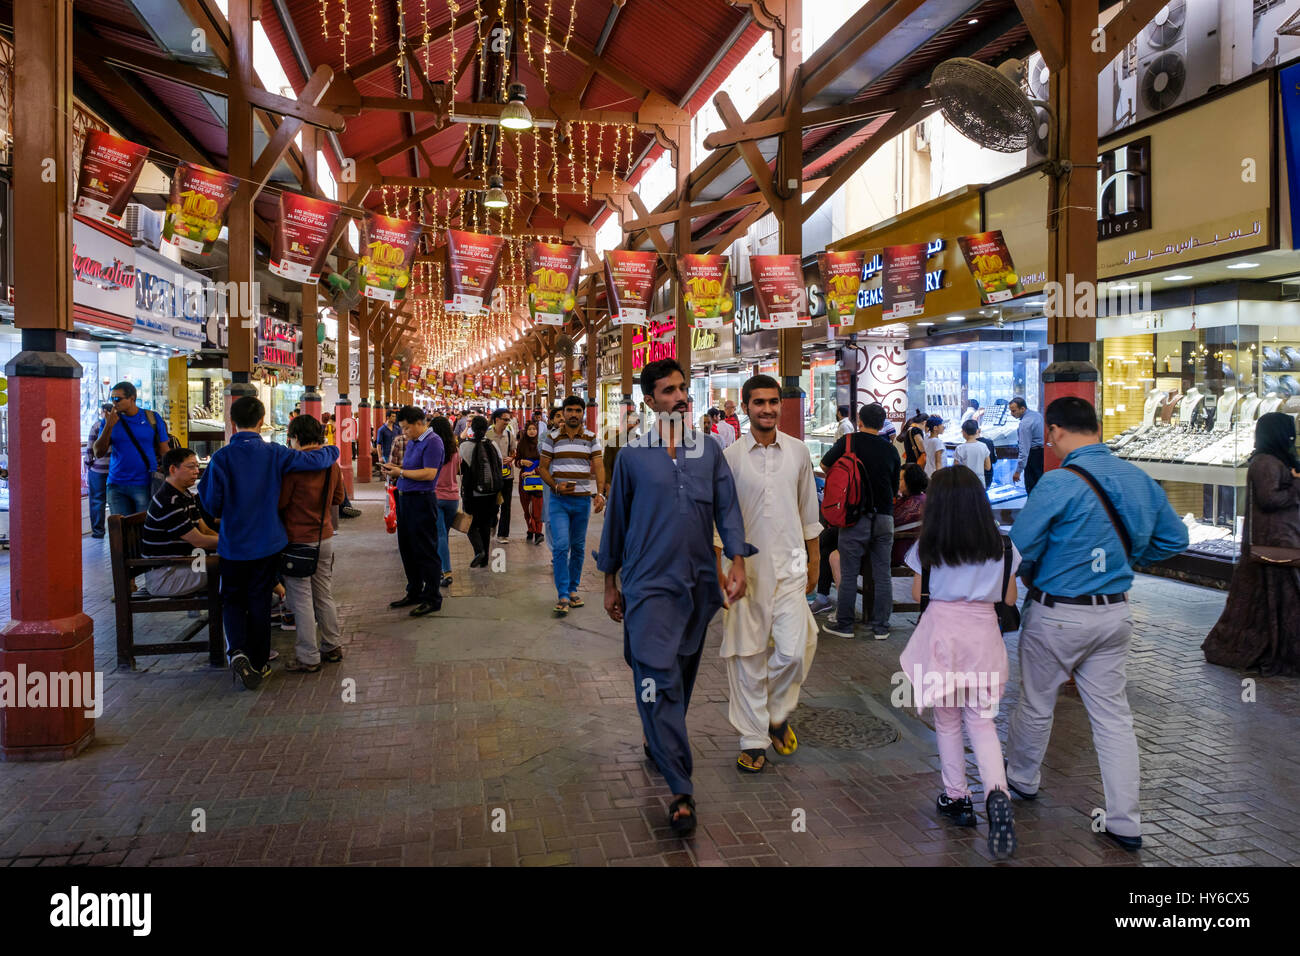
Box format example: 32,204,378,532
836,417,855,438
905,540,1021,603
923,435,946,474
953,439,991,477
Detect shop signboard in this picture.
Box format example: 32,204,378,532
162,163,240,255
270,192,343,283
604,250,657,326
751,255,809,328
956,231,1024,304
879,244,928,320
257,313,299,367
72,216,136,332
443,228,505,314
133,247,206,350
74,130,149,228
676,254,734,329
526,241,581,326
816,250,865,326
362,213,423,303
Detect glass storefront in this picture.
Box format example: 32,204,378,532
804,351,841,462
1099,293,1300,570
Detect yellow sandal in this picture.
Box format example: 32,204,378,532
769,722,797,755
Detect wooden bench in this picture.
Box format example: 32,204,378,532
853,528,921,614
108,513,224,671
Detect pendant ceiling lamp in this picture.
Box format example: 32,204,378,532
501,82,533,131
484,175,509,208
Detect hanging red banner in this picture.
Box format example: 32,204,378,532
750,254,809,328
676,254,734,329
162,162,240,255
407,364,422,388
816,250,866,327
75,130,149,227
527,241,582,326
362,213,422,303
444,229,506,314
957,230,1024,304
270,192,342,284
880,243,929,320
603,249,658,326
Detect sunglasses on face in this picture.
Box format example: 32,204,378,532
110,396,125,403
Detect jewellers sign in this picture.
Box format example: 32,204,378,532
72,216,136,332
1097,136,1151,240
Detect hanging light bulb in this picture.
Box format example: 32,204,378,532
484,175,509,209
501,82,534,131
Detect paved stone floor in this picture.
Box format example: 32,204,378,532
0,486,1297,867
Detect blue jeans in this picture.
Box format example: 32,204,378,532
435,498,459,574
87,470,108,535
547,493,591,602
107,483,151,516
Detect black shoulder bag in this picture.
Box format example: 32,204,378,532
120,410,167,498
280,469,333,577
921,536,1021,633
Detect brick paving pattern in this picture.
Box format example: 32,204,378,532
1,487,1297,867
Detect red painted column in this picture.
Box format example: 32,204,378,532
355,399,372,484
302,388,322,421
1043,349,1099,473
335,397,354,499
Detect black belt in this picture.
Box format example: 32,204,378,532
397,490,434,496
1028,587,1127,608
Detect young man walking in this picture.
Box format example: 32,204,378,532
718,375,820,773
375,409,399,463
93,381,171,516
598,359,754,835
538,395,605,614
820,403,901,639
198,396,339,690
488,408,517,542
380,406,446,617
1005,397,1188,851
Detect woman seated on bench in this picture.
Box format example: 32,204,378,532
140,447,219,597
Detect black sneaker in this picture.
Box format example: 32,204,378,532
936,792,976,827
230,653,262,690
986,789,1017,859
321,647,344,663
534,534,544,546
389,595,420,608
409,601,441,617
1103,829,1142,851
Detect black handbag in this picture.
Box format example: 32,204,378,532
280,468,332,578
921,536,1021,633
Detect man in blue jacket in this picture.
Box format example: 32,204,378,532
199,395,340,690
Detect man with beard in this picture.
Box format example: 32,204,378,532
598,359,755,836
718,375,820,773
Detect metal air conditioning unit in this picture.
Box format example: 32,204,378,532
122,202,162,249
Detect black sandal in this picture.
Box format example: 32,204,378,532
737,749,767,773
668,795,697,837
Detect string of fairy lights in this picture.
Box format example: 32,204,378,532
315,0,638,381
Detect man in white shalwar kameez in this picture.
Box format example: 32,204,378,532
715,375,822,773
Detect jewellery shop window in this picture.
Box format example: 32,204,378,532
805,352,840,464
1099,304,1300,565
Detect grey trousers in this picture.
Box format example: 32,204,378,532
1005,598,1141,838
281,537,343,666
833,513,894,633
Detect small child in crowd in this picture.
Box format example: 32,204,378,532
923,415,946,476
953,419,993,486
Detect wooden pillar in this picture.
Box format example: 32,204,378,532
1042,0,1100,470
2,0,94,759
673,125,692,406
776,0,805,438
224,0,258,435
300,127,322,420
355,299,371,483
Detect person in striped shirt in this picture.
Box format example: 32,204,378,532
538,395,606,616
141,447,218,597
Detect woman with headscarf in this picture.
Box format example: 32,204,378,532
1202,412,1300,675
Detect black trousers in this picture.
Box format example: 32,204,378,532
979,437,996,488
396,491,442,603
817,524,838,596
497,477,514,537
465,494,499,559
220,554,278,669
1025,445,1045,493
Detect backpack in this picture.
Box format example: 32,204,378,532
821,436,867,528
470,438,504,496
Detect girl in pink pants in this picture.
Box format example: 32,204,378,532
900,466,1020,859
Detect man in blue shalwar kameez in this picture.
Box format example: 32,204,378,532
597,358,756,836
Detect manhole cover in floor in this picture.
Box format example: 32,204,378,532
789,704,898,750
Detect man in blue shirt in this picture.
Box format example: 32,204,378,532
375,409,399,463
199,395,340,690
1009,397,1045,492
380,405,445,617
598,359,755,836
1005,396,1188,851
91,381,171,516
